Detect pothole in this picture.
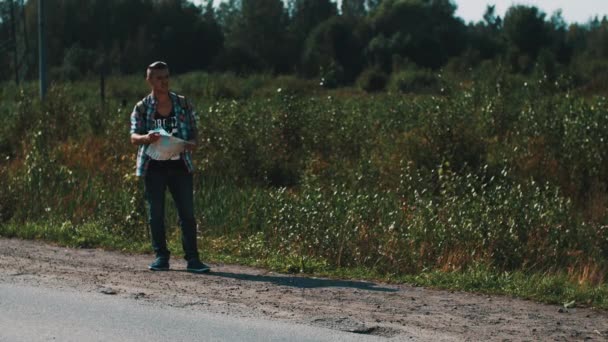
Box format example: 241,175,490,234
310,316,400,337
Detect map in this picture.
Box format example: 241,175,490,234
144,128,194,160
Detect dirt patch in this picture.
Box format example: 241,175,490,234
1,238,606,341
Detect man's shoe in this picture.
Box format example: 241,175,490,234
148,257,170,271
186,259,211,273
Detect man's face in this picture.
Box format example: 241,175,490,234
146,68,170,94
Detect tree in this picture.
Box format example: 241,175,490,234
198,0,224,70
341,0,366,17
216,0,241,33
302,16,369,84
290,0,337,33
366,0,383,13
288,0,338,73
152,0,209,73
0,0,23,83
547,10,572,65
503,5,549,71
465,5,504,61
367,0,466,70
583,17,608,59
222,0,290,73
483,5,502,30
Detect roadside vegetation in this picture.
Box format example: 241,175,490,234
1,67,607,309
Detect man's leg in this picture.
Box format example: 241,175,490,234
144,167,170,260
167,168,199,261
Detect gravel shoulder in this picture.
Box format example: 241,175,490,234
1,238,606,341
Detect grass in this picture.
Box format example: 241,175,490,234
2,220,607,310
1,71,608,310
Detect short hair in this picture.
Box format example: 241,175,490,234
146,61,169,78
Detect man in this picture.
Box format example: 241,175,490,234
129,61,210,273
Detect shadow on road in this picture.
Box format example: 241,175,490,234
207,271,398,292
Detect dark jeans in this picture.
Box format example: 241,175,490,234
144,160,198,261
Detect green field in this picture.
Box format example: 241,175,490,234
1,70,607,308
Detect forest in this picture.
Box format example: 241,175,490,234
1,0,608,91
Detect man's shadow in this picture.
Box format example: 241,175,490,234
207,270,398,293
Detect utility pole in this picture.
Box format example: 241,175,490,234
9,0,19,84
38,0,47,100
21,0,31,78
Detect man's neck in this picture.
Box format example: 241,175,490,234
152,91,170,102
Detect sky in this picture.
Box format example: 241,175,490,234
454,0,608,24
199,0,608,25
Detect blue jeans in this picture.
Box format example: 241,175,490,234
144,160,199,261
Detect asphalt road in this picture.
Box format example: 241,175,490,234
0,283,387,342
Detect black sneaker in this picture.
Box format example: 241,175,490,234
186,259,211,273
148,257,170,271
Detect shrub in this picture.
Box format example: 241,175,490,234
356,67,388,92
2,71,608,282
389,68,439,93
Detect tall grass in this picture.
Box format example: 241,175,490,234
1,71,607,292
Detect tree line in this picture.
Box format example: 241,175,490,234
1,0,608,88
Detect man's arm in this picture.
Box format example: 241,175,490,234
131,132,160,145
129,101,160,145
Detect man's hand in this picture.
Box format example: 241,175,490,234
147,132,161,144
130,132,161,146
185,141,196,152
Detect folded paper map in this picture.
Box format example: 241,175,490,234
145,128,194,160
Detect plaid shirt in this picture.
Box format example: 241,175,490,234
130,91,198,176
